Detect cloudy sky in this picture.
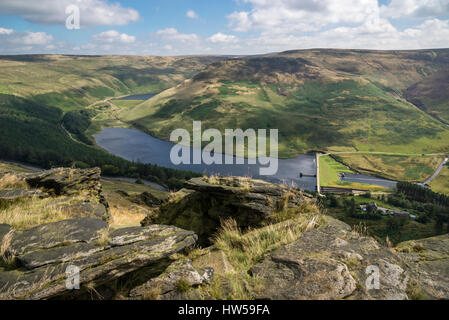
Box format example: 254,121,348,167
0,0,448,55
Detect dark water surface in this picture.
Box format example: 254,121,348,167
94,127,317,191
94,127,397,191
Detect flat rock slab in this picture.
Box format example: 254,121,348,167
251,256,356,300
25,167,101,196
109,225,182,246
0,225,197,300
8,218,108,256
18,243,105,270
0,189,48,201
60,203,107,220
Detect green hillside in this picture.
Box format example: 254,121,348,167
405,70,449,124
121,49,449,158
0,55,227,187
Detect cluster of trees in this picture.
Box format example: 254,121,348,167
392,182,449,232
62,110,95,145
397,182,449,207
325,195,381,220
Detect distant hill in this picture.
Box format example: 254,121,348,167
0,54,226,111
120,49,449,157
0,54,227,187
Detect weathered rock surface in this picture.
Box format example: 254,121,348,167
193,250,235,276
148,177,310,245
130,191,164,207
17,167,111,221
60,202,108,220
0,219,197,300
250,217,410,300
25,168,102,196
0,224,11,244
0,189,48,201
396,234,449,299
129,258,213,300
7,218,108,256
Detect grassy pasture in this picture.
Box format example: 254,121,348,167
335,154,444,182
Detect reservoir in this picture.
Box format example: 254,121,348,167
94,127,397,191
94,127,317,191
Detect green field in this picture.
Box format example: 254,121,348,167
319,155,387,192
334,153,444,182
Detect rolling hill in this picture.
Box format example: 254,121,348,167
0,54,227,187
121,49,449,158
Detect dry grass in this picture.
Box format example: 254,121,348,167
214,212,322,273
0,173,28,190
109,206,146,229
0,196,74,230
195,208,322,299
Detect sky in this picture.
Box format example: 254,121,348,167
0,0,449,55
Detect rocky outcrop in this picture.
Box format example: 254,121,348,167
0,219,197,300
25,168,102,196
249,217,449,300
4,167,112,222
129,258,213,300
250,217,407,300
0,189,48,202
147,177,311,245
396,234,449,300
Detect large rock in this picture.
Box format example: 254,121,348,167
60,203,108,221
250,217,410,300
129,258,213,300
0,224,11,244
149,177,310,245
396,234,449,299
25,168,102,196
0,189,48,201
7,218,108,256
0,220,197,300
23,167,110,221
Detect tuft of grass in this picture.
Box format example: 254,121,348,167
0,230,17,270
96,228,111,247
142,286,162,300
176,279,191,292
213,212,322,273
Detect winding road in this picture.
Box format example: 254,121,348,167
423,157,448,185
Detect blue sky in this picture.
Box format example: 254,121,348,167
0,0,448,55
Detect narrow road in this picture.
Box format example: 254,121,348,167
423,157,448,185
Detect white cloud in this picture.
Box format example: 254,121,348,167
0,27,13,35
0,0,139,26
0,30,54,53
156,28,199,42
228,0,382,33
209,32,239,43
381,0,449,19
186,10,199,19
93,30,136,44
19,32,53,45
